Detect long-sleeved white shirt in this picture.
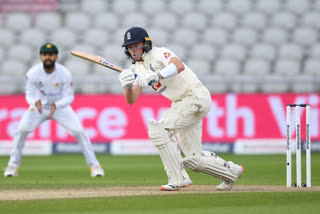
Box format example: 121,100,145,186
134,47,202,102
25,63,74,109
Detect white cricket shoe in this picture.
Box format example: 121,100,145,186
4,166,19,177
216,165,244,191
90,166,104,177
160,179,192,191
216,180,234,191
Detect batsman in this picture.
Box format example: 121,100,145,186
119,27,244,191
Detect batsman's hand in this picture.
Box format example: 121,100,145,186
119,69,136,89
135,74,148,88
136,70,160,88
35,100,42,114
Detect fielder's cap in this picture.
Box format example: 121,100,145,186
40,43,59,54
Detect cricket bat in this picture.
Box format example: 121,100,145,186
70,50,125,72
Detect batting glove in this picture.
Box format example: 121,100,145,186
119,69,136,89
137,70,160,88
135,74,149,88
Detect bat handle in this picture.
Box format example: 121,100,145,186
133,73,153,86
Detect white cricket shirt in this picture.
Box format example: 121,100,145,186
134,47,202,102
25,63,74,109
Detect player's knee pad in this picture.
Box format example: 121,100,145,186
148,119,188,186
183,151,240,182
148,119,171,148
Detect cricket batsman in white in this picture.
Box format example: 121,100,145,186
119,27,244,191
4,43,104,177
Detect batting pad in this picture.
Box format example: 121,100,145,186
148,119,186,186
183,151,239,182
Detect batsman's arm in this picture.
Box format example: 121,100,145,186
158,57,184,79
124,85,143,105
147,57,183,86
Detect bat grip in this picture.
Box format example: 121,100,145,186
133,73,153,86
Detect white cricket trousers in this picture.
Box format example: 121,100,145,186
8,105,100,168
159,84,212,157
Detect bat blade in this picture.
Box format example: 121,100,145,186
70,50,124,72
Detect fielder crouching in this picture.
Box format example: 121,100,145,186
119,27,244,191
4,43,104,178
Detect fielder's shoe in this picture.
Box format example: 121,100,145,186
216,165,244,191
160,179,192,191
4,166,19,177
90,166,104,177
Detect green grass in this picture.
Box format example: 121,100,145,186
0,154,319,214
1,192,320,214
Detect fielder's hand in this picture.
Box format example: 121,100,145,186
136,70,160,88
119,69,136,89
35,100,42,114
48,103,56,118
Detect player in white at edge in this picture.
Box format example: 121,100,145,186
4,43,104,178
119,27,244,191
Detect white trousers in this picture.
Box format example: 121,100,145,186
159,85,212,157
8,105,100,168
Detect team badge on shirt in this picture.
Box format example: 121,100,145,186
164,52,171,59
55,82,59,87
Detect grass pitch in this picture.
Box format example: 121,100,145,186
0,154,319,213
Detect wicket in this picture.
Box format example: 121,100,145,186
286,104,311,187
